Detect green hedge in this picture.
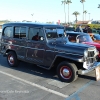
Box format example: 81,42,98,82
87,24,100,29
73,24,100,29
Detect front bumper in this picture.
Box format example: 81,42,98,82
78,62,100,75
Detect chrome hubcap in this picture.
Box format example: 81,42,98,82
60,66,72,79
8,56,14,65
62,69,70,76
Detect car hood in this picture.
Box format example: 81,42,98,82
48,38,95,55
56,42,94,54
83,42,100,50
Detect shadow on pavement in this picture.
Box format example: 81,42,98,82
78,74,96,81
0,54,96,82
0,54,58,81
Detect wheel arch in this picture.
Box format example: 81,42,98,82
50,55,79,69
6,49,17,57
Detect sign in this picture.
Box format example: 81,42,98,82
57,20,60,25
95,67,100,81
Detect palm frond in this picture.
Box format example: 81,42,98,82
83,10,87,14
66,0,72,4
80,0,85,3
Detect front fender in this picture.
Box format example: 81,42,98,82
49,54,84,69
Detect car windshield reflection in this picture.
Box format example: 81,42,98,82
45,28,65,39
77,35,93,43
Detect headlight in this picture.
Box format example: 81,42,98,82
84,50,88,57
94,48,97,53
94,48,99,56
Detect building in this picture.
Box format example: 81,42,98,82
76,21,91,25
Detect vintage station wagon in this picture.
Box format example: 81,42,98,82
0,22,100,83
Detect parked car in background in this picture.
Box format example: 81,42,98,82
65,26,75,32
67,32,100,59
88,33,100,43
92,29,100,34
93,34,100,40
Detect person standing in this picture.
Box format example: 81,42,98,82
75,25,83,32
87,26,92,33
83,26,88,33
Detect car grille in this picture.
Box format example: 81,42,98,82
87,50,96,65
88,51,94,57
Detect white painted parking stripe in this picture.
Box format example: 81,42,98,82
0,70,68,98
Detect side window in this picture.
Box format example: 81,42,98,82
3,27,13,37
14,27,20,38
38,29,44,41
28,28,44,41
68,34,76,42
20,27,26,39
14,27,26,39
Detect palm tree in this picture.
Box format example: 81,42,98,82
83,10,87,21
80,0,85,22
61,0,67,24
72,11,80,23
61,0,72,24
66,0,72,24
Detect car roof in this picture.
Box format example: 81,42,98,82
93,33,100,36
3,22,64,28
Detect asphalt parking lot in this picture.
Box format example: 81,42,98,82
0,54,100,100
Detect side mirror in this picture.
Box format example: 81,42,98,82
40,37,44,41
76,35,80,43
76,38,79,43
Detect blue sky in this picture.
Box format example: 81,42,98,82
0,0,100,23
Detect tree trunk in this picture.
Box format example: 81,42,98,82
76,16,77,24
68,4,69,24
64,4,66,24
83,3,84,23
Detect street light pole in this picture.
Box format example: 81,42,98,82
80,0,85,23
83,3,84,23
88,13,90,21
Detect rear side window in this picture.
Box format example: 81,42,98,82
28,28,44,41
14,27,26,39
3,27,13,37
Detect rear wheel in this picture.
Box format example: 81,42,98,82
7,51,19,67
57,61,78,83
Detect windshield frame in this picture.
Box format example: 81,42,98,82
45,27,65,39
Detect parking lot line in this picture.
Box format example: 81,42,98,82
0,70,68,98
65,80,94,100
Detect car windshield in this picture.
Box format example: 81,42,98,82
77,35,93,43
65,27,75,31
94,34,100,40
45,28,65,39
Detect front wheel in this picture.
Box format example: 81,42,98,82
57,61,78,83
7,51,19,67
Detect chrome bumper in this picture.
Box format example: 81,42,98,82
78,62,100,75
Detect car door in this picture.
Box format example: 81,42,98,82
13,26,27,60
26,27,45,65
